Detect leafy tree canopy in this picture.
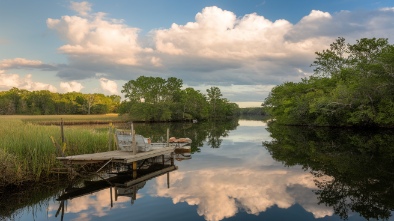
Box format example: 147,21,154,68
120,76,239,121
0,88,120,115
264,37,394,127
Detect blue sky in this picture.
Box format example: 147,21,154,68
1,0,394,107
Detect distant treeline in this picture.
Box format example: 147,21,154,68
0,77,240,121
239,107,266,116
0,88,120,115
118,76,239,121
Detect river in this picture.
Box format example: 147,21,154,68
3,119,394,221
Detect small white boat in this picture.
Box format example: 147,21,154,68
115,129,192,153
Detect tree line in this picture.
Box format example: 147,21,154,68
239,107,266,116
119,76,239,121
264,37,394,127
0,87,120,115
0,77,240,121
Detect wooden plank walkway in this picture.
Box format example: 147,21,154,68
57,147,175,164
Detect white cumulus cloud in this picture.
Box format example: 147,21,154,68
155,6,296,60
99,78,118,95
60,81,84,92
47,5,153,68
0,58,43,69
70,1,92,17
0,71,57,92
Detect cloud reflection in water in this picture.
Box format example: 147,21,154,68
150,120,333,221
153,166,333,221
47,189,136,221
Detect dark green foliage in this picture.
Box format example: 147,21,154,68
0,88,121,115
239,107,265,116
264,37,394,127
120,76,239,121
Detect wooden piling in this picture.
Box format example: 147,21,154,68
166,128,169,147
132,161,137,178
60,118,65,143
132,129,136,155
167,172,170,189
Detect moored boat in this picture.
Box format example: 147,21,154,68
115,129,192,154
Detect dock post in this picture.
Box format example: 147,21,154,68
110,187,113,208
166,128,169,147
132,162,137,179
167,172,170,189
60,118,65,143
131,122,137,178
131,186,137,204
132,129,136,155
108,123,112,151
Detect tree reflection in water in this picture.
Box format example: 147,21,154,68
263,122,394,220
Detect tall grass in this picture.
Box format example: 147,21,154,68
0,116,113,187
15,114,128,124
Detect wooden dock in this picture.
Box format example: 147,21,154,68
57,146,175,165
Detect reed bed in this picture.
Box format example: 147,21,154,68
0,116,114,187
12,114,127,124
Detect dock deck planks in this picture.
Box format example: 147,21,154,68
57,146,175,164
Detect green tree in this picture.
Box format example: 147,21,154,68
120,77,239,121
25,90,56,115
108,95,121,113
122,76,182,104
179,88,209,120
0,87,29,114
206,87,223,120
0,88,117,115
265,37,394,127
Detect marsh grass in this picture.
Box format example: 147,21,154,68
13,114,128,125
0,116,116,187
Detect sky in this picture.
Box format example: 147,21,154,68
1,0,394,107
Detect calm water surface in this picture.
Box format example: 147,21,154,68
6,120,394,221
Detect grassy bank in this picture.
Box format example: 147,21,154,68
9,114,128,124
0,115,119,187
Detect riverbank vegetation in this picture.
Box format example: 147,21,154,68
0,116,112,187
1,77,240,122
0,88,121,115
13,113,128,125
264,37,394,127
0,114,239,188
239,107,266,116
119,76,239,121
